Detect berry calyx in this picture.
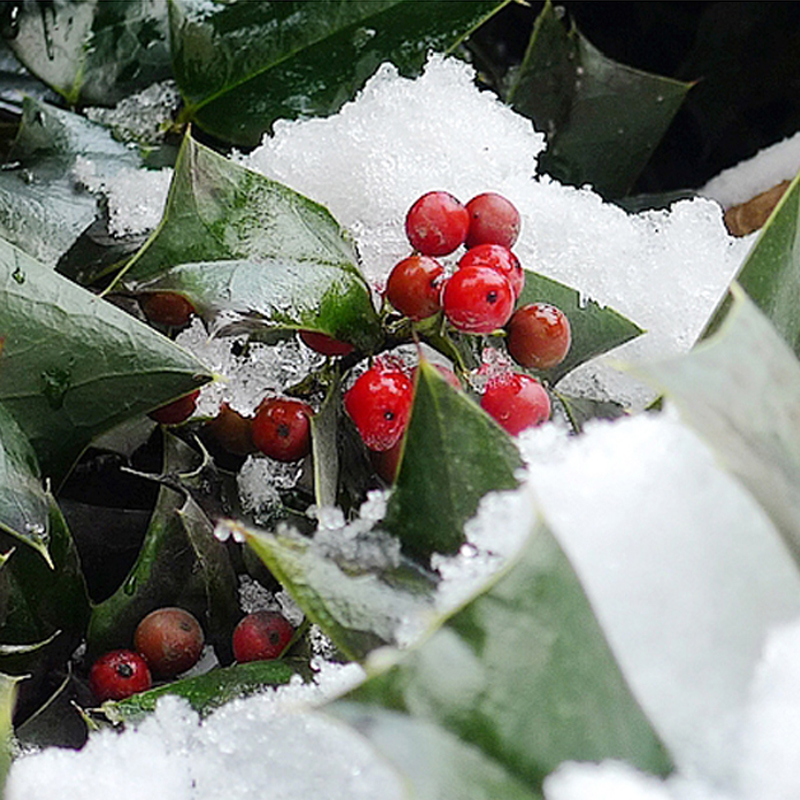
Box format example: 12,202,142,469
442,265,515,334
344,365,414,452
299,330,354,357
465,193,521,249
232,611,295,662
89,649,152,702
385,254,445,321
252,398,313,462
149,390,200,425
405,191,469,256
140,292,196,328
480,372,551,435
506,303,572,371
134,607,205,678
458,243,524,299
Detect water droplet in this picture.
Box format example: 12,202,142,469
40,366,71,410
1,3,21,39
123,575,138,595
352,27,376,50
12,266,24,284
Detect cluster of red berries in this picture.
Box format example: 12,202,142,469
89,607,294,703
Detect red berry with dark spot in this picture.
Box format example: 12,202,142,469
344,365,414,452
442,266,515,334
465,193,521,249
299,331,354,357
149,390,200,425
405,191,469,256
481,372,551,435
232,611,295,663
89,649,152,702
507,303,572,371
134,607,205,678
385,254,445,321
458,243,524,299
141,292,196,328
252,398,313,462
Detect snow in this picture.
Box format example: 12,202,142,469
16,51,800,800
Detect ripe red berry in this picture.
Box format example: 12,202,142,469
507,303,572,371
134,607,205,678
385,254,445,321
140,292,196,327
465,193,521,249
252,398,313,462
344,365,414,452
89,649,152,702
480,372,551,435
299,330,354,357
232,611,294,663
149,389,200,425
442,266,515,334
405,191,469,256
458,243,524,299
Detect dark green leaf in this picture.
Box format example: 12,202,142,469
0,401,49,558
382,359,522,563
0,674,19,791
702,167,800,352
86,433,238,662
338,515,672,791
101,659,304,723
311,378,341,508
5,0,171,106
554,391,628,433
237,518,438,662
632,284,800,570
506,0,692,199
170,0,509,147
0,236,210,485
517,269,644,384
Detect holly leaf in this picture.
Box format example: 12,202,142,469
100,659,304,723
0,402,49,559
170,0,510,147
382,359,522,563
0,674,19,792
703,166,800,354
517,269,644,384
632,284,800,570
505,0,692,199
5,0,171,106
332,514,672,794
0,236,210,485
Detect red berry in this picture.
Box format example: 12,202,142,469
442,266,515,334
481,372,551,435
458,243,524,299
344,366,414,452
385,255,445,321
206,403,256,456
232,611,294,662
149,390,200,425
371,437,403,483
134,607,205,678
141,292,196,327
465,193,521,249
299,330,354,357
405,191,469,256
252,398,313,462
89,649,152,702
507,303,572,371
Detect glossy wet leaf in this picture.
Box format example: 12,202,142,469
517,269,644,384
632,285,800,569
171,0,510,147
382,359,522,563
233,519,438,662
337,515,672,792
4,0,171,106
0,236,210,485
101,658,304,723
86,434,238,662
506,1,691,199
703,166,800,353
0,97,139,268
0,402,49,557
